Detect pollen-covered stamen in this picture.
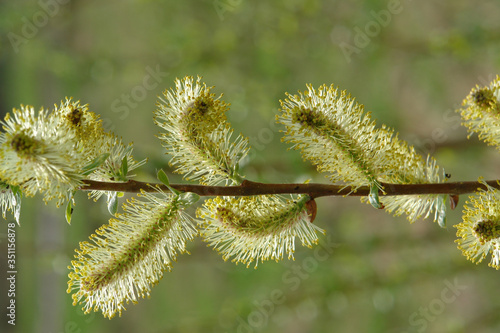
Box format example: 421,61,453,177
473,220,500,245
10,133,39,157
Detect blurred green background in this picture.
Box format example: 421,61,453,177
1,1,500,332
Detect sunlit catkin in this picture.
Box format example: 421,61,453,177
197,195,324,267
278,84,447,223
455,180,500,269
0,105,85,206
67,187,197,318
457,76,500,149
154,76,248,185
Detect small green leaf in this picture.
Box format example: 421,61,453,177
157,169,170,186
438,214,446,228
178,192,200,207
368,183,384,209
10,185,22,198
157,169,181,195
82,153,110,176
233,153,242,175
65,195,74,224
119,156,129,180
107,192,118,215
437,196,447,228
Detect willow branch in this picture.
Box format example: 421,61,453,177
80,179,500,198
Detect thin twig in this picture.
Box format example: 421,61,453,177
80,179,500,198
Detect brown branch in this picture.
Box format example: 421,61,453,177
80,179,500,198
